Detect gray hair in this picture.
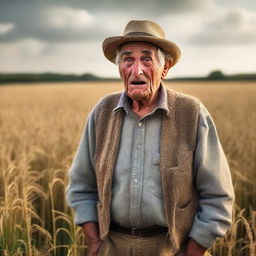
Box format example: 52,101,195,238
115,47,173,67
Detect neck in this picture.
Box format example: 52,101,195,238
131,91,160,118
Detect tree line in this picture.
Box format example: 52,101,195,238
0,70,256,84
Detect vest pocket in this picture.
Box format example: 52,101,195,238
176,198,194,211
166,152,194,208
174,199,197,246
177,199,193,210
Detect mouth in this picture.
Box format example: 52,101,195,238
130,80,147,85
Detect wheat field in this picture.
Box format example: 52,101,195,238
0,81,255,256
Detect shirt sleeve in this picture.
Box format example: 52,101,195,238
189,103,235,248
65,110,98,226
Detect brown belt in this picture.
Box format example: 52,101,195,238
110,224,168,237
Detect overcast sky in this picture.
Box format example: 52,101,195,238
0,0,255,78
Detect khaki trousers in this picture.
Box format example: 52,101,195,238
98,231,176,256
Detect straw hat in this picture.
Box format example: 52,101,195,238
102,20,181,67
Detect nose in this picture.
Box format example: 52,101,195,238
131,60,143,77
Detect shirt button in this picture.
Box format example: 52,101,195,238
133,178,138,183
138,122,143,127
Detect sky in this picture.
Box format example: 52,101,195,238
0,0,256,78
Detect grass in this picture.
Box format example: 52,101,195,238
0,81,255,255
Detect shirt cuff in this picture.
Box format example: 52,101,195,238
73,201,98,226
189,217,222,248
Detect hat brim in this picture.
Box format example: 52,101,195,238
102,35,181,67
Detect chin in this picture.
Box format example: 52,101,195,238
129,92,149,101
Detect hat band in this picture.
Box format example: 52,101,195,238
124,32,155,37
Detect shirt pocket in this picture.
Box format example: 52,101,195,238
148,153,163,199
151,152,160,166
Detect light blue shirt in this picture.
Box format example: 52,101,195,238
66,85,234,248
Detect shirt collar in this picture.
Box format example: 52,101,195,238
113,83,170,116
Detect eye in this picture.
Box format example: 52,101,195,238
124,57,133,63
142,57,152,62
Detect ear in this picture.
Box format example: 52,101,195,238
161,59,172,79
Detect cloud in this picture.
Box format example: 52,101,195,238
188,7,256,45
37,0,211,14
0,3,109,43
0,39,119,77
48,7,94,30
0,0,212,43
0,23,15,35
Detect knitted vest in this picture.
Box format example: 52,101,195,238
94,88,200,251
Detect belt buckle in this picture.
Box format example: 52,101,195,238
131,227,142,236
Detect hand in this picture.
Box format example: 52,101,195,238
86,238,102,256
81,222,102,256
180,238,207,256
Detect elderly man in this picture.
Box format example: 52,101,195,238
66,20,234,256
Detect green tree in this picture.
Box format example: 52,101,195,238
207,70,225,80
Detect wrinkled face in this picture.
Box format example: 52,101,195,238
118,42,168,103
